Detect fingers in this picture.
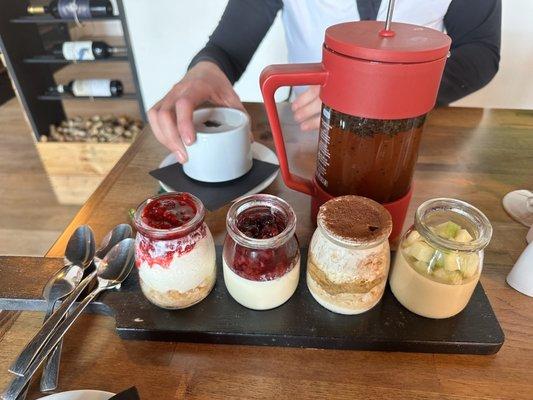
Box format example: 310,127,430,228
300,115,321,131
174,98,196,146
158,104,188,163
291,85,320,112
291,86,321,131
293,96,321,124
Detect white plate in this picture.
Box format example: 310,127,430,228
158,141,279,197
37,390,115,400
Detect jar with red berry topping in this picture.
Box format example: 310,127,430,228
223,194,300,310
133,192,216,309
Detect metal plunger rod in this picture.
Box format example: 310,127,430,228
384,0,396,31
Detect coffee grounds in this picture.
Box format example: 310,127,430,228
318,196,392,245
329,109,426,138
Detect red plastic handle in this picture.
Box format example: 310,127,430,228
260,63,328,196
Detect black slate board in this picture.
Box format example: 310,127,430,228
0,250,505,355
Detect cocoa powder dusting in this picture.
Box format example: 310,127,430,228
319,196,392,244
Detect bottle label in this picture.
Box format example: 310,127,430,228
72,79,112,97
58,0,92,19
315,105,331,189
62,41,94,60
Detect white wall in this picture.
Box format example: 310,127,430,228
122,0,288,109
123,0,533,112
451,0,533,109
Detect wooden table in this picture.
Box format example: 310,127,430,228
1,104,533,399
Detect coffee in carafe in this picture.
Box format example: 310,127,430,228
316,107,426,203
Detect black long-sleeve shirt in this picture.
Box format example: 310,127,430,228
190,0,501,105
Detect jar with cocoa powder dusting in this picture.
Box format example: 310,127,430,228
307,195,392,314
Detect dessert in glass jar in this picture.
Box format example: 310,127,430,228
133,192,216,309
223,194,300,310
389,198,492,319
307,195,392,314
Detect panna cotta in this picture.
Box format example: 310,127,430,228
307,196,392,315
133,192,216,309
389,198,492,319
223,194,300,310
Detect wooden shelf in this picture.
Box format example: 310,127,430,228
38,93,138,101
24,55,129,64
11,15,120,24
0,0,145,140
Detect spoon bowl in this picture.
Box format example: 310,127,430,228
96,238,136,284
64,225,95,269
95,224,133,260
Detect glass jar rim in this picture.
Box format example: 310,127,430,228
414,198,492,252
226,194,297,249
133,192,205,239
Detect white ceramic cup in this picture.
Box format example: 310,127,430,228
507,240,533,297
183,107,252,183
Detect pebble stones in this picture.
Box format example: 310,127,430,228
41,114,143,143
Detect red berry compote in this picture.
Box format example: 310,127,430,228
133,192,216,309
223,194,300,310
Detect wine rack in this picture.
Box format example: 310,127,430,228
0,0,146,140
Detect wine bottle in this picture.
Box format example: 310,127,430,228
52,41,126,60
27,0,113,19
52,79,123,97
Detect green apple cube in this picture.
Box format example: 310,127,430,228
443,252,461,271
433,268,463,285
435,221,461,239
404,230,421,246
455,229,473,242
405,241,435,263
460,253,479,278
413,260,430,275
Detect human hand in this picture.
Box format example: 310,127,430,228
148,61,244,163
291,85,321,131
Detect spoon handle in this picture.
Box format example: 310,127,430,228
8,269,97,376
2,286,106,400
39,338,62,392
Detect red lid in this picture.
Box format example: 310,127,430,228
325,21,451,63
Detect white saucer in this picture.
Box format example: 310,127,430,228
37,390,115,400
502,190,533,227
158,141,279,196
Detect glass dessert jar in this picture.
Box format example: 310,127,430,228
223,194,300,310
389,198,493,319
133,192,216,309
307,195,392,314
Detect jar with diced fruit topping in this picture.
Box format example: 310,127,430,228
133,192,216,309
223,194,300,310
389,198,492,319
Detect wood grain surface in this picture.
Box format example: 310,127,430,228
1,104,532,399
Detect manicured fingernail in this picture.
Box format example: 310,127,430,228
184,136,193,146
176,151,185,163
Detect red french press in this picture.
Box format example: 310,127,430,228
260,20,451,242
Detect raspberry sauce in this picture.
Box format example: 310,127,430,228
226,205,298,281
142,193,196,229
236,206,286,239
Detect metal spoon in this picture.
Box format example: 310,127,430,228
9,224,131,377
8,226,95,378
13,225,95,399
2,238,136,400
39,223,133,392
